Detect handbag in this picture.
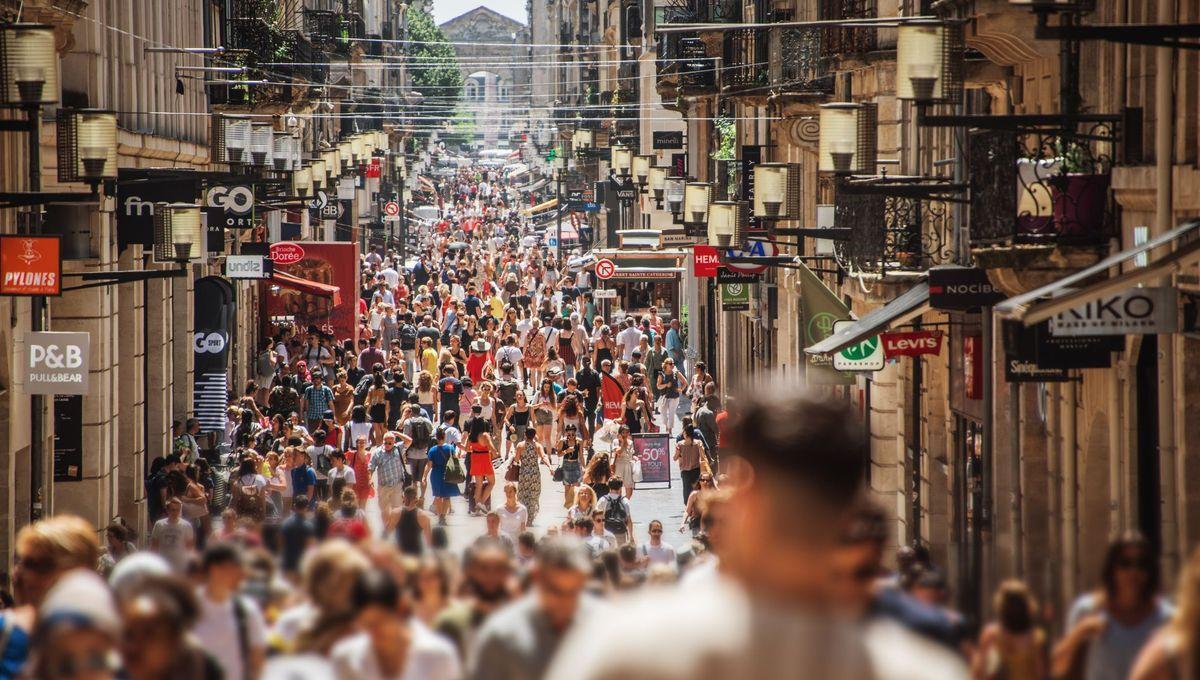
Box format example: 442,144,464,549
552,465,564,482
505,460,521,482
631,457,643,484
443,454,467,485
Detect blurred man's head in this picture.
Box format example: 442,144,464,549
721,381,868,604
14,516,100,607
466,543,511,604
828,494,888,617
533,537,591,632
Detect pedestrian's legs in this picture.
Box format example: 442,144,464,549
660,397,679,433
680,467,700,506
378,483,404,519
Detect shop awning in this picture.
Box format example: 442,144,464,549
805,283,931,355
518,177,550,193
418,176,436,192
995,221,1200,325
271,271,343,306
522,197,558,216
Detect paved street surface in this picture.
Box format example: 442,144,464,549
364,421,695,553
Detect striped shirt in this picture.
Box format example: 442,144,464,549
368,445,406,487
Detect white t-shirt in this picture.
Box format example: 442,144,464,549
516,319,533,345
328,466,356,485
192,589,267,680
379,267,400,288
331,624,460,680
617,327,645,361
496,504,528,537
640,541,677,568
150,517,194,572
545,579,874,680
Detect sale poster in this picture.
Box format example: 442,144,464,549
632,433,672,486
261,241,359,345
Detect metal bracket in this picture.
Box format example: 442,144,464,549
0,191,100,209
1035,16,1200,50
61,265,187,291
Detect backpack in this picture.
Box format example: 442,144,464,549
495,379,519,407
409,418,433,450
603,495,628,535
399,324,418,350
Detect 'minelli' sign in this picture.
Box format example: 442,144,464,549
880,330,944,359
1050,287,1177,336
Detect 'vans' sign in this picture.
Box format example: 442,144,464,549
1050,287,1177,336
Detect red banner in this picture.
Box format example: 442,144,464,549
880,330,944,359
692,245,720,277
262,241,359,345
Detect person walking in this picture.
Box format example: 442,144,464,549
515,426,550,525
369,432,408,519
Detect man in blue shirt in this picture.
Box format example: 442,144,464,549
665,318,685,371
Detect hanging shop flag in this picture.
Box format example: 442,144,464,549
0,235,61,296
928,266,1005,311
193,276,236,435
881,330,945,359
117,168,201,251
23,331,90,395
797,261,853,385
693,245,720,277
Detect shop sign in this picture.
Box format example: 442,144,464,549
1049,287,1177,336
693,245,720,277
224,255,273,279
116,169,201,251
593,288,617,300
205,183,255,229
717,268,758,284
1004,320,1119,370
632,433,672,485
1004,356,1070,383
721,282,750,311
608,269,679,280
724,239,777,275
741,145,761,234
365,158,382,179
881,330,944,359
832,320,884,371
0,235,61,296
270,242,306,265
23,331,89,395
652,131,684,150
929,266,1005,311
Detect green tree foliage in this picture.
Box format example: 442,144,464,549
407,8,463,122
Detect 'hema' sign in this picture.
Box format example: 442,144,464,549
1050,287,1177,336
23,331,89,395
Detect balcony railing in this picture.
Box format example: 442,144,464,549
722,29,769,93
304,9,364,52
772,27,834,96
659,0,741,26
968,128,1115,248
820,0,877,57
834,189,953,273
229,0,276,56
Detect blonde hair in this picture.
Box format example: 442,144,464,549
16,515,100,573
296,539,372,654
417,370,434,391
574,485,596,511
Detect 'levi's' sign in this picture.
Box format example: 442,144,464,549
880,330,944,359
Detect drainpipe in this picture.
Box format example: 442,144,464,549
1045,383,1062,613
1011,381,1023,577
1154,0,1178,576
1062,379,1078,603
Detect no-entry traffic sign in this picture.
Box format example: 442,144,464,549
595,258,617,280
384,201,400,217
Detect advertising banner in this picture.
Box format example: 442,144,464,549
262,241,359,346
194,276,236,434
693,245,720,277
721,283,750,311
632,433,672,486
928,266,1005,311
116,168,201,251
797,262,853,385
0,235,61,296
24,331,90,395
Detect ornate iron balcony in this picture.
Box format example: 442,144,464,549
820,0,877,57
834,186,954,274
722,29,769,94
969,127,1116,248
772,27,834,96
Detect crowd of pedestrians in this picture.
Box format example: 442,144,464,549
2,165,1197,680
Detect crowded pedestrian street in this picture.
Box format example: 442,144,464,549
4,1,1200,679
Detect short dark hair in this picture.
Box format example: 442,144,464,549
352,568,401,611
202,542,243,572
1101,532,1158,601
725,380,866,511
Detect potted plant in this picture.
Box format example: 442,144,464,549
1049,138,1109,238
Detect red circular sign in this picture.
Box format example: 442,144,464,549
384,201,400,216
269,242,306,266
595,258,617,280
